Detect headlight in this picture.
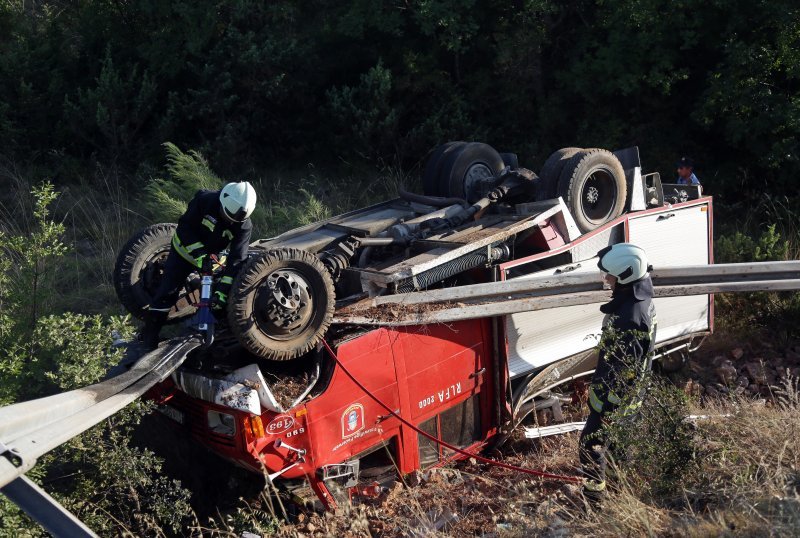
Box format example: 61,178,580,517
207,410,236,437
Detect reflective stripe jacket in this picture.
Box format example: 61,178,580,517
589,276,657,414
172,189,253,298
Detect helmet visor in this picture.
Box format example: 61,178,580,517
596,245,613,272
223,205,248,222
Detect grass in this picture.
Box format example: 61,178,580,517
256,381,799,537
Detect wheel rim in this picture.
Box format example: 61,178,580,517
254,268,315,341
580,167,618,224
463,162,496,202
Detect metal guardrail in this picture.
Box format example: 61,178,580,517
333,261,800,325
0,336,200,537
1,260,799,535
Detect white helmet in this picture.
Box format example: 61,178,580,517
597,243,650,285
219,181,257,222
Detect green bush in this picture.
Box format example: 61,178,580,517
325,61,400,160
145,142,224,222
0,182,192,536
589,324,697,500
716,223,789,264
36,313,134,391
715,223,799,337
604,376,697,499
54,408,193,536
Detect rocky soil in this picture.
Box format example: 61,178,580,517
679,333,800,401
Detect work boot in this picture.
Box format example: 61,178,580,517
582,479,607,507
139,308,169,350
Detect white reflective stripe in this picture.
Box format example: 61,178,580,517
589,387,604,413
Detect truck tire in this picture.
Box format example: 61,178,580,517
536,147,582,202
439,142,506,203
421,141,467,197
557,149,627,233
228,248,335,361
113,223,195,323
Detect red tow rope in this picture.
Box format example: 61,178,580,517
321,339,583,484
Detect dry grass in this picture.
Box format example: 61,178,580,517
561,386,800,537
247,381,800,538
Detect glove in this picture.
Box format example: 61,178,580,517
210,290,227,311
199,255,214,274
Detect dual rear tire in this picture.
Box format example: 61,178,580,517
423,141,627,233
538,147,627,233
421,141,507,204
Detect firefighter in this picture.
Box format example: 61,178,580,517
676,156,700,185
139,182,256,349
580,243,657,503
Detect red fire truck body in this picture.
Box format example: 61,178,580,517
149,191,714,509
154,317,495,506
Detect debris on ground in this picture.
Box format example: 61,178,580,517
680,335,800,402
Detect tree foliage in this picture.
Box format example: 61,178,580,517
0,0,797,196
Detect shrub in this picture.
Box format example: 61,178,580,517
592,324,697,500
0,182,192,536
716,223,789,264
325,61,400,160
715,223,800,338
145,142,224,222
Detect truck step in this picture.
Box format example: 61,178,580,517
523,422,586,439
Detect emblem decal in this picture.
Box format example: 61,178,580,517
341,403,364,438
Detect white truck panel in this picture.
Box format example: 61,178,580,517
628,202,711,342
627,203,710,266
506,202,711,379
507,302,603,377
506,259,604,378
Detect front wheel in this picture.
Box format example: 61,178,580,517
228,248,336,361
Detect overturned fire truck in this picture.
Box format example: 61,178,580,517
114,142,713,508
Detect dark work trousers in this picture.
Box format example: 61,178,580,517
150,248,196,310
579,405,608,485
